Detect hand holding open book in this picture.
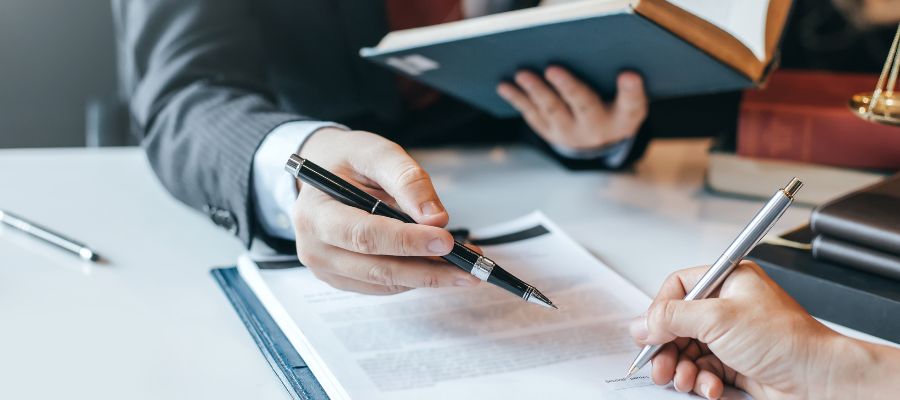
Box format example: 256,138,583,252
362,0,792,116
497,67,647,152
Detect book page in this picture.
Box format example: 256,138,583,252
239,212,751,400
668,0,770,60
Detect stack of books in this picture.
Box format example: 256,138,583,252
707,70,900,205
810,174,900,280
749,175,900,342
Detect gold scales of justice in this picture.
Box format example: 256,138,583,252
849,23,900,126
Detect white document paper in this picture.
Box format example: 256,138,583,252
238,212,751,399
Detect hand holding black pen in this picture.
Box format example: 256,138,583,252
284,130,495,296
285,153,556,308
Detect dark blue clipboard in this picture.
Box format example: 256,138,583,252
211,267,330,400
209,224,551,399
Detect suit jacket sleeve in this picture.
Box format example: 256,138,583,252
114,0,307,246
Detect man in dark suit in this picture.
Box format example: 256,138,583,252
114,0,893,295
115,0,709,293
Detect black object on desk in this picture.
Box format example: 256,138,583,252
212,267,328,400
749,242,900,343
812,236,900,281
809,173,900,280
284,154,556,309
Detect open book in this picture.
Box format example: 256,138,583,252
361,0,792,116
235,212,751,399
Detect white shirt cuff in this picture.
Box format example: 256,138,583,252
252,121,349,240
549,136,636,168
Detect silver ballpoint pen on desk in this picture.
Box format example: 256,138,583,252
625,177,803,378
0,209,101,262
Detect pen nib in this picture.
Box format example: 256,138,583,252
624,364,639,379
526,288,557,309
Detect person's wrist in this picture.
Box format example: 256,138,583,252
297,127,350,159
811,332,877,399
294,127,352,191
844,338,900,399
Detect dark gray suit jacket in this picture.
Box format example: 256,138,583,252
113,0,743,248
113,0,540,248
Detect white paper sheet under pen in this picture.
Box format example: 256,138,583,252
237,212,751,400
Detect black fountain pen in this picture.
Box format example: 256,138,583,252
285,154,557,309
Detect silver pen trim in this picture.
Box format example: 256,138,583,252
284,154,305,177
470,256,495,281
525,287,557,309
370,200,382,215
522,286,535,300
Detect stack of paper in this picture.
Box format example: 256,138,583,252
238,212,750,399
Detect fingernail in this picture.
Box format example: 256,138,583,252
516,72,533,85
420,201,444,217
455,278,475,287
622,76,639,90
629,315,648,341
700,383,711,398
427,238,451,254
545,69,558,81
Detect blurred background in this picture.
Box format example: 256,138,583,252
1,0,897,151
0,0,118,148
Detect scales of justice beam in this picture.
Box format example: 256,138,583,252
849,23,900,127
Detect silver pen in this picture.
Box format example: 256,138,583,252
625,177,803,378
0,209,101,262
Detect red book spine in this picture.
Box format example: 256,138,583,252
737,71,900,170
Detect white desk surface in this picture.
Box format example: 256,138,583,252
0,139,811,399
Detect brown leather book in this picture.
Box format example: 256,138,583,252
811,173,900,256
737,70,900,170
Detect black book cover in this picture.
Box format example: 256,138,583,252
810,173,900,256
749,243,900,343
813,235,900,281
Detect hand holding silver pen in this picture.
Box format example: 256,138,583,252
625,178,802,378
